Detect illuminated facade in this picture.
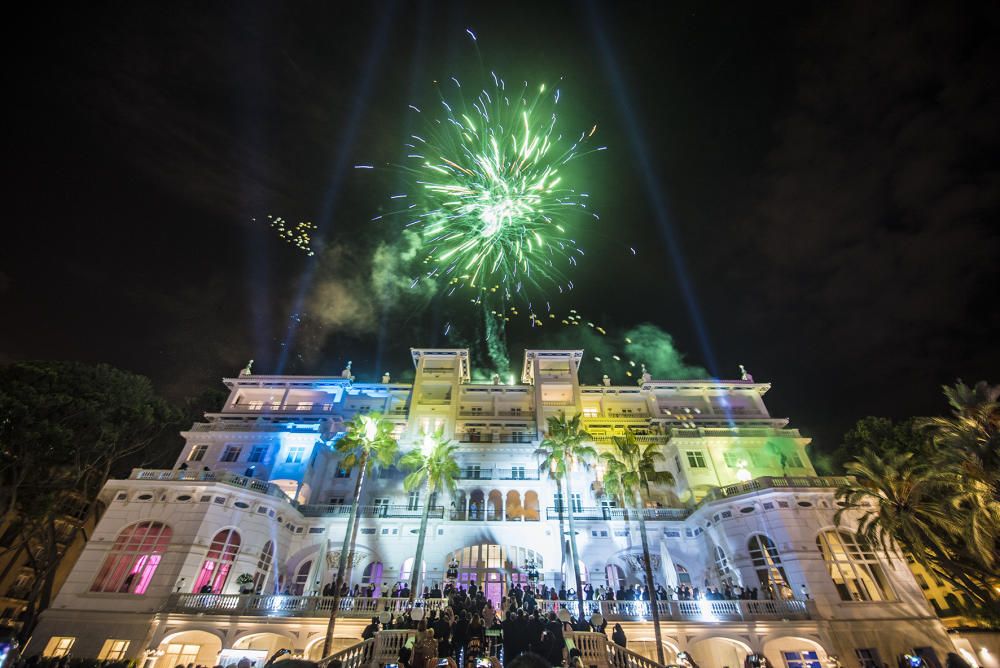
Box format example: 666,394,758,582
29,349,982,668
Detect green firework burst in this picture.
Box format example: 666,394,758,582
397,74,603,306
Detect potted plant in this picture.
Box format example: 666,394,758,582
236,573,255,594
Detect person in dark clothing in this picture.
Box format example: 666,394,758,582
502,610,520,661
361,617,380,640
612,623,627,648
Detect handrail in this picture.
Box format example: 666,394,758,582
318,638,372,668
130,468,292,502
163,593,449,617
297,504,445,519
568,632,668,668
545,506,691,521
702,475,854,502
163,594,806,622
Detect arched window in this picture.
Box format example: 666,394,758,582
747,534,792,599
292,560,313,595
606,564,625,590
362,561,384,593
193,529,241,594
91,521,172,594
816,530,893,601
254,541,274,592
714,546,736,586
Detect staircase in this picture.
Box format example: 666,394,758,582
319,631,668,668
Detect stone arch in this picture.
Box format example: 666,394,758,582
626,635,682,665
487,490,503,520
231,632,296,661
232,630,299,648
469,489,485,520
155,629,224,668
761,635,830,668
505,490,523,520
687,635,753,668
523,491,540,521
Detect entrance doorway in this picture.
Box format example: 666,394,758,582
445,544,545,605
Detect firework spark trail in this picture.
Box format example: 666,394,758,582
385,55,604,318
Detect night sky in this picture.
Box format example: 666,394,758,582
3,2,998,463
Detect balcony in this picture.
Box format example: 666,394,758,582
130,469,292,502
545,506,691,521
458,410,534,418
162,594,808,622
702,475,854,502
457,467,540,480
164,594,449,617
456,433,537,444
448,509,540,522
296,504,444,519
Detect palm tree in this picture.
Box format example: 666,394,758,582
536,412,597,623
920,380,1000,481
399,429,460,603
321,413,398,657
835,450,999,606
601,429,675,666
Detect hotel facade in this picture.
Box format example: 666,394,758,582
28,349,989,668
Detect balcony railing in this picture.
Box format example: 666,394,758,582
164,594,449,617
457,467,539,480
702,475,854,502
458,410,534,418
545,506,691,521
297,504,445,519
448,509,540,522
456,434,537,444
130,469,292,502
164,594,808,623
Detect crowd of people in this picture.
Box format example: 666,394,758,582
319,578,767,603
358,582,627,668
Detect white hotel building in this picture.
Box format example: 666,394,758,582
28,349,982,668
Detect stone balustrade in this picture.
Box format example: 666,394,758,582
163,594,807,622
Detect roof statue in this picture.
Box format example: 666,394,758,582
739,364,754,382
239,359,254,377
341,361,354,381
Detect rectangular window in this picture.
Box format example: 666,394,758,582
468,464,482,479
295,402,313,411
329,497,345,505
407,491,420,511
786,452,804,468
511,466,526,480
99,640,130,661
163,643,201,667
685,451,707,468
248,445,268,463
44,637,76,658
855,649,881,668
188,445,208,462
247,401,264,410
782,651,821,668
285,447,306,463
335,463,351,478
221,445,242,462
582,407,599,417
750,451,769,467
571,493,582,512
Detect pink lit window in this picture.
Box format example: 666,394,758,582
193,529,241,594
90,521,172,594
